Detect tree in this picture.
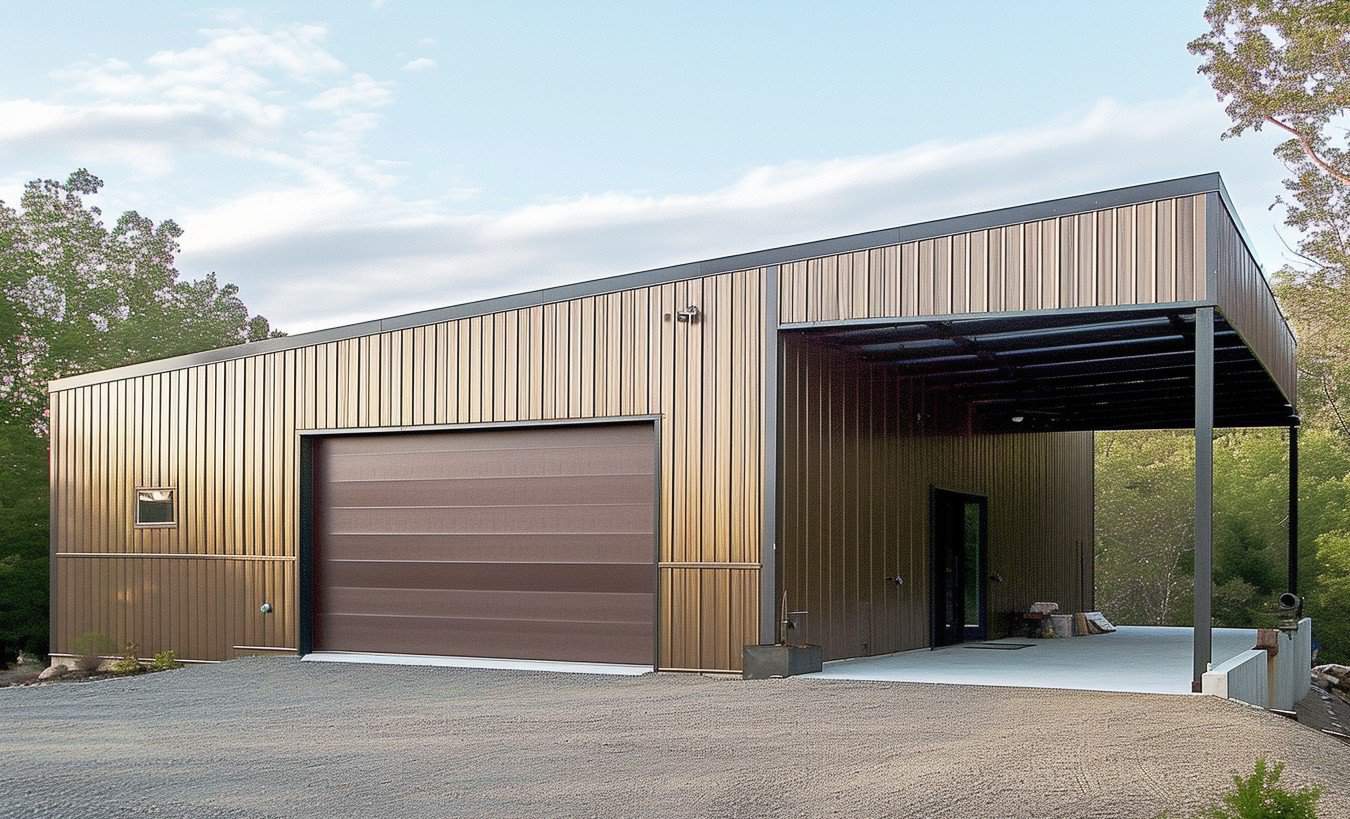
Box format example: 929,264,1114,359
1095,431,1196,625
0,170,279,657
1186,0,1350,663
1190,0,1350,436
1189,0,1350,184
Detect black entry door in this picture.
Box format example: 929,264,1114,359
931,490,989,647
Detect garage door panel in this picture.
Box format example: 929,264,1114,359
320,532,654,563
312,423,657,664
320,560,655,594
324,423,653,456
321,587,653,622
324,503,654,534
325,445,653,482
322,475,655,507
317,614,652,665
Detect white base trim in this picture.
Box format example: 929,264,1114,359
300,651,652,676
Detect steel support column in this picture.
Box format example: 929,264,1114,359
1289,422,1300,595
759,265,781,645
1193,306,1214,689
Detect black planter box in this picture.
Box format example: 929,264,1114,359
741,644,824,679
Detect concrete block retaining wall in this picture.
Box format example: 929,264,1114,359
1202,649,1269,707
1267,618,1312,711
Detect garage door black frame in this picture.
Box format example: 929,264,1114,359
297,415,663,668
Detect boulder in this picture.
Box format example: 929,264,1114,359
37,665,68,681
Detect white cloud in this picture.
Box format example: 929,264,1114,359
144,23,343,77
11,24,379,180
9,18,1290,340
305,73,393,111
401,57,437,72
173,92,1287,333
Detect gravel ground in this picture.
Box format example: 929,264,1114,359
2,657,1347,819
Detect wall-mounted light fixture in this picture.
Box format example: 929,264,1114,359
675,305,701,323
259,602,273,615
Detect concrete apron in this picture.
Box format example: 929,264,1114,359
797,626,1259,696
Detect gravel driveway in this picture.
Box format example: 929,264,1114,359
2,658,1347,818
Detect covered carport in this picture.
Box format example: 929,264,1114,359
764,175,1300,693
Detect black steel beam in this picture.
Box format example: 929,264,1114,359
963,372,1273,405
761,266,781,646
1290,423,1300,596
869,329,1242,365
850,315,1185,356
922,355,1263,389
811,306,1202,345
1195,306,1215,689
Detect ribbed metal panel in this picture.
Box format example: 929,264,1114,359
1209,199,1297,404
779,194,1208,323
779,337,1095,661
50,268,764,672
311,423,657,664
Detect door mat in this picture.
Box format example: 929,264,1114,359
962,642,1035,650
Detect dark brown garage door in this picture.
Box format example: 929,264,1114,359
311,422,656,665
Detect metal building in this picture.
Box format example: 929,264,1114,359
47,173,1298,680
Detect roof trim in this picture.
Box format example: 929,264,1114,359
50,171,1233,392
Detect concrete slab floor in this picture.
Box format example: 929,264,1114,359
801,625,1259,694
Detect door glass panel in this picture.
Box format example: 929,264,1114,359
962,501,981,629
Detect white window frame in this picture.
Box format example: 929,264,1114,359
134,486,177,528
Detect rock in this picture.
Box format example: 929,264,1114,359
1313,664,1349,685
37,665,67,681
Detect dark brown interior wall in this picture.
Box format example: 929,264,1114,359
779,336,1095,661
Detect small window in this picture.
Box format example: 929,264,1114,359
135,488,176,527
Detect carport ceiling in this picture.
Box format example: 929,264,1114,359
796,308,1293,432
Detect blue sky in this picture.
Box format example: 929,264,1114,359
2,2,1291,333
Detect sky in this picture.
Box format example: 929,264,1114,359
1,2,1294,334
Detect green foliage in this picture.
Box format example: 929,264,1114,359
0,423,48,658
1095,431,1195,625
1192,2,1350,439
1097,427,1350,662
0,171,280,659
1189,1,1350,145
109,643,143,676
151,650,182,671
1196,758,1321,819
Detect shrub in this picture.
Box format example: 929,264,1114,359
1197,758,1321,819
70,632,114,672
151,650,182,671
109,643,144,676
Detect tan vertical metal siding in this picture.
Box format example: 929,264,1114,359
779,337,1095,661
778,195,1208,324
1210,199,1297,403
47,183,1294,673
49,268,763,672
